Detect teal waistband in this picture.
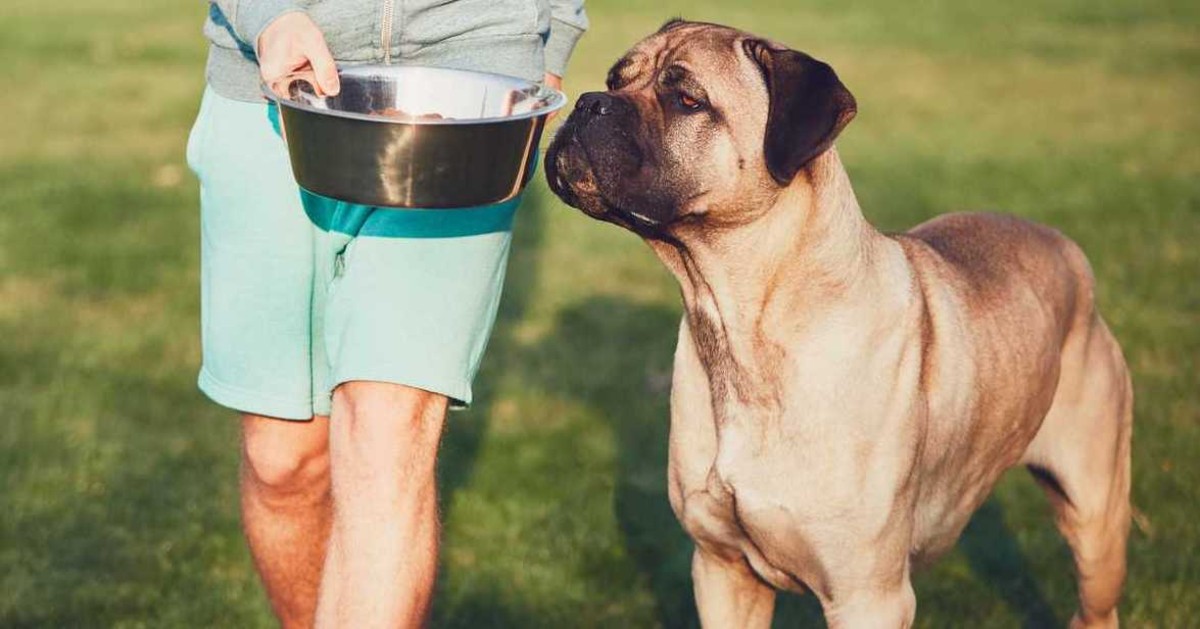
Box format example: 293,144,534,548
300,190,520,239
268,103,522,239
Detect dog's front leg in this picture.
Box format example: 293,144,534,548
692,549,775,629
822,581,917,629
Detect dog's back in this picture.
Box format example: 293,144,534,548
905,211,1095,330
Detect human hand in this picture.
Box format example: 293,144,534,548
544,73,563,119
258,12,340,98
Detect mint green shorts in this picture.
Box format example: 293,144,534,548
187,87,519,419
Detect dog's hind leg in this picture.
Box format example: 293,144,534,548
692,549,776,629
1022,319,1132,629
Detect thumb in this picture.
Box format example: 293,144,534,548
306,40,340,96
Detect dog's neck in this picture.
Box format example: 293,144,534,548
648,148,897,414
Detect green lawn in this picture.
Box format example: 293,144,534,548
1,0,1197,626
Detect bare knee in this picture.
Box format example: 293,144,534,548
335,381,447,425
331,382,448,472
241,414,331,502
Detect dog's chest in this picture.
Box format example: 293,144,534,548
673,411,848,594
669,315,921,594
672,366,928,597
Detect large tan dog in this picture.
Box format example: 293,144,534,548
545,20,1133,628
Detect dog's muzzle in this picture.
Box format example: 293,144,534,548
547,93,640,199
573,92,626,118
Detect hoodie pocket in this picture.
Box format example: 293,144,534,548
186,89,216,179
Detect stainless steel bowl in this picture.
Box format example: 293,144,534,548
265,65,565,208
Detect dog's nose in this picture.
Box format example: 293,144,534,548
575,92,618,116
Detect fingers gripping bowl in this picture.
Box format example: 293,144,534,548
265,66,566,208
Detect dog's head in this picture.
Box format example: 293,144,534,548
545,20,857,237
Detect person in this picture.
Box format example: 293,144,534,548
186,1,587,626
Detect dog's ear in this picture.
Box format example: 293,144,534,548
742,39,857,185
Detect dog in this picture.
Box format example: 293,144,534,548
545,19,1132,628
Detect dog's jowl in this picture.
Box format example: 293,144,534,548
546,20,1132,629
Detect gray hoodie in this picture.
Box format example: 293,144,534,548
204,0,588,102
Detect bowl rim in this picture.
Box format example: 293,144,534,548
262,64,567,126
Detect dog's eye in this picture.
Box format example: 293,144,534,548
677,93,704,112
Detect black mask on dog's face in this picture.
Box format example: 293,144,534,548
545,20,856,238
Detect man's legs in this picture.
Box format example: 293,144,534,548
315,381,448,628
240,414,333,628
239,383,447,629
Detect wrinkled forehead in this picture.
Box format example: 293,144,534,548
607,22,756,90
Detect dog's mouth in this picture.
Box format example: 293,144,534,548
545,131,593,208
610,205,663,229
546,128,670,237
547,130,618,219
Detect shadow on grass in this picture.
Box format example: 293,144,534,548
533,295,1060,627
431,188,548,626
958,498,1059,628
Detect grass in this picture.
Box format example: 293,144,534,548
1,0,1197,626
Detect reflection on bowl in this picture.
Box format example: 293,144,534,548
266,65,566,209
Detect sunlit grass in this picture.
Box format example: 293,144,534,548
1,0,1197,626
